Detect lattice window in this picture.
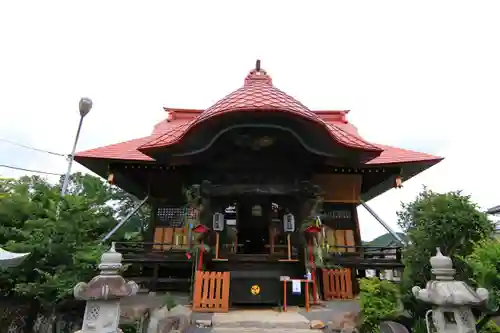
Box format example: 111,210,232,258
85,305,100,321
156,207,198,227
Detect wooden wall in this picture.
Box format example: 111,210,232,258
312,174,362,203
320,203,361,251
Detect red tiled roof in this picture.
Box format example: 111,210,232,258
138,68,380,152
366,144,443,164
76,136,154,161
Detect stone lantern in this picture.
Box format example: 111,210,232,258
412,248,489,333
74,243,138,333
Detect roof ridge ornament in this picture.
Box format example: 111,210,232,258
244,59,272,86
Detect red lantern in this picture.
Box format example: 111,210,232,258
395,175,403,188
107,172,115,185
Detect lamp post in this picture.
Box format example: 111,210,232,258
60,97,93,196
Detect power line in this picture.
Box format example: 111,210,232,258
0,138,66,157
0,164,63,176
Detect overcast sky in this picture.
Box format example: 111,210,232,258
1,1,499,240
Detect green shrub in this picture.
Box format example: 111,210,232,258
359,278,401,333
120,322,138,333
463,238,500,311
480,321,500,333
411,318,428,333
163,292,178,310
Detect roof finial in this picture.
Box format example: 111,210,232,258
255,59,261,72
245,60,272,86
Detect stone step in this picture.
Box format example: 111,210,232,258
211,329,322,333
212,310,310,329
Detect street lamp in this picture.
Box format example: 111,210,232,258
60,97,93,196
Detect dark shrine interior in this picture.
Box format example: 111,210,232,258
237,200,269,254
221,197,289,255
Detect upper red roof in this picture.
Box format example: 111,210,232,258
138,66,380,152
75,62,443,167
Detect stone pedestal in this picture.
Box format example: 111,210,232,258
412,248,489,333
74,243,138,333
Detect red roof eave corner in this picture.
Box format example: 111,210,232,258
75,136,155,162
365,144,444,165
360,146,444,202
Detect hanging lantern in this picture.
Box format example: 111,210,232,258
252,205,263,216
212,212,225,232
283,213,295,233
107,172,115,185
395,175,403,188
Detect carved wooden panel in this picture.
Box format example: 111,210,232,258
312,174,362,203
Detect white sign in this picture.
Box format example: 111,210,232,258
292,280,301,295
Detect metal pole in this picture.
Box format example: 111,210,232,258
60,115,84,196
360,200,404,244
102,196,149,242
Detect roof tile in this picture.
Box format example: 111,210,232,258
366,144,442,164
76,136,154,161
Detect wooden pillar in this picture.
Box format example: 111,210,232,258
146,202,157,251
351,205,362,295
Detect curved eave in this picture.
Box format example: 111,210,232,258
138,109,381,158
74,155,150,199
361,157,444,202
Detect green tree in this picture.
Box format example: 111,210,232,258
397,187,493,318
60,172,150,239
0,173,148,320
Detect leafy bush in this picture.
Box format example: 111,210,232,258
411,318,428,333
481,321,500,333
120,322,139,333
163,292,178,310
464,238,500,311
359,278,400,333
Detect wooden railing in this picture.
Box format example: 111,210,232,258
114,241,192,263
322,268,354,300
192,271,231,313
323,245,404,269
